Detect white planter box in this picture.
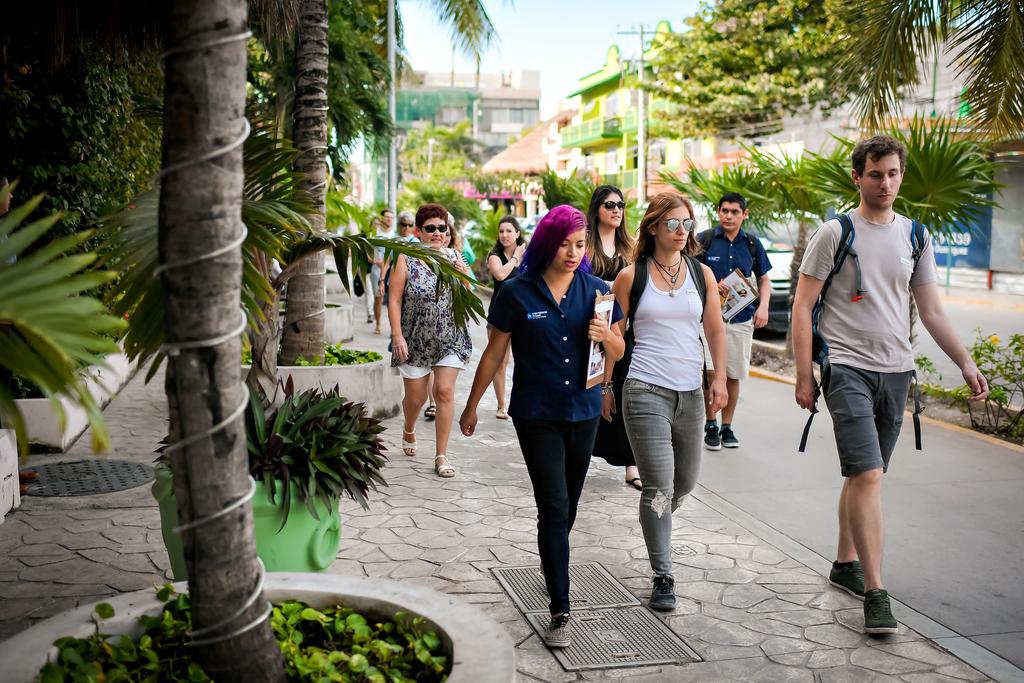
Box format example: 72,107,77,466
14,350,137,450
0,429,19,522
0,573,516,683
244,359,401,419
324,304,354,344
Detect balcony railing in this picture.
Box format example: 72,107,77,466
560,117,622,148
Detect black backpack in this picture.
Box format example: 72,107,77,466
617,254,708,388
798,213,927,452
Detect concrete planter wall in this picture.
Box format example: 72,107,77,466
244,359,401,419
13,350,135,450
0,429,19,522
324,304,354,344
0,573,516,683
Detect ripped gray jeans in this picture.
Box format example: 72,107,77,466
622,378,704,577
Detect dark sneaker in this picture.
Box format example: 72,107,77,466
704,424,722,451
863,589,898,635
829,560,865,600
649,575,676,611
544,612,571,648
720,426,739,448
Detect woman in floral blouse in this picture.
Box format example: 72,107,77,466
387,203,472,477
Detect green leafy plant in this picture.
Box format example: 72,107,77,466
659,161,776,234
0,186,127,454
246,381,388,528
294,345,383,367
39,586,450,682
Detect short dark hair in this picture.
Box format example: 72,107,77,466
415,203,447,228
718,192,747,211
852,135,907,176
380,208,394,216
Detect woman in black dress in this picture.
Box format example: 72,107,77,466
486,215,525,420
585,185,641,490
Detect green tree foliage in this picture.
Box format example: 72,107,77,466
401,178,483,225
648,0,851,138
402,122,482,181
837,0,1024,139
660,163,774,234
0,46,162,230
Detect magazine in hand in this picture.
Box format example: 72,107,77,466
719,268,758,321
585,291,616,389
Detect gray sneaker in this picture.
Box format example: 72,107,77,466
544,612,571,648
829,560,865,600
649,575,676,611
864,589,898,635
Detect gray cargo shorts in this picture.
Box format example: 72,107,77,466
823,363,913,477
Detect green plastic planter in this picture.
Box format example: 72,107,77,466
152,464,342,579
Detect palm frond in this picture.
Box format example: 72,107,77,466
659,162,776,234
99,122,311,369
421,0,497,59
0,188,126,454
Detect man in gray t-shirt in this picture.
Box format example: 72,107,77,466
792,135,988,636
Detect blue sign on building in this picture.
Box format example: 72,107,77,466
930,204,992,270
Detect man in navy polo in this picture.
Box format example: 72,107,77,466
697,192,772,449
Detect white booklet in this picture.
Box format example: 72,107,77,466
585,291,616,389
719,268,758,321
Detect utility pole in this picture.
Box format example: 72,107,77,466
387,0,397,215
617,25,654,203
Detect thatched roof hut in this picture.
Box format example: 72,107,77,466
483,110,575,176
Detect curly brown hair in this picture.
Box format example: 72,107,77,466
415,203,448,228
852,135,907,177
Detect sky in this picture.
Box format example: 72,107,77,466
400,0,702,118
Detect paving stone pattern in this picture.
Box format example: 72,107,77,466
0,309,993,682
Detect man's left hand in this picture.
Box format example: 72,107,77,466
753,306,769,329
962,362,989,402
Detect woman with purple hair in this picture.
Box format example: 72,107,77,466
459,205,625,649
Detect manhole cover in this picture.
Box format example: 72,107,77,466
527,607,701,671
23,460,154,497
492,562,640,613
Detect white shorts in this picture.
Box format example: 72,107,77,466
701,319,754,380
395,354,465,379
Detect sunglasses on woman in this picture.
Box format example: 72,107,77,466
421,223,449,234
399,221,414,228
602,200,626,210
662,218,696,233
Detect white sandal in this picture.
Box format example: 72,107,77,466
434,454,455,478
402,430,416,457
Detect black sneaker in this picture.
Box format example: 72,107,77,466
720,426,739,448
829,560,865,600
649,575,676,611
704,424,722,451
544,612,571,648
863,589,898,635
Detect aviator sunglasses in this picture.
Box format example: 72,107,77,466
421,223,449,234
602,200,626,210
662,218,696,233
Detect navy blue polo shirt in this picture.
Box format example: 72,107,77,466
700,226,772,324
489,269,623,422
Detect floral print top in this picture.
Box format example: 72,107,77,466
392,248,473,369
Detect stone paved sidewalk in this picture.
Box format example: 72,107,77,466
0,305,997,682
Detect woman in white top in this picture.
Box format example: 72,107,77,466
607,192,728,612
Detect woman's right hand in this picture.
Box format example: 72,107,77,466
392,334,409,362
601,391,616,422
512,244,526,261
459,405,478,436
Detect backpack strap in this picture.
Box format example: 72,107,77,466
909,219,926,450
910,220,925,270
696,230,714,264
625,256,649,348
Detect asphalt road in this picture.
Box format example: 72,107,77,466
698,375,1024,675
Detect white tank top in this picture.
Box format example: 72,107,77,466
627,269,705,391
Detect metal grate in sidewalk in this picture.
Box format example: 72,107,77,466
492,562,640,613
22,460,154,497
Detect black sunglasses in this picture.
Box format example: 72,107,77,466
399,222,414,227
602,200,626,210
421,223,449,234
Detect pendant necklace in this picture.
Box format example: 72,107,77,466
652,257,683,296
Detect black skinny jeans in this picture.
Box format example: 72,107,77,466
513,417,600,615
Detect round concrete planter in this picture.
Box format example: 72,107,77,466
0,573,515,683
324,303,354,344
152,466,342,580
244,359,401,419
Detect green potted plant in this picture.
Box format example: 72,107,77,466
153,380,388,577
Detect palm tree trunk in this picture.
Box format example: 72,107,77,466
159,2,284,680
278,0,329,366
785,218,813,356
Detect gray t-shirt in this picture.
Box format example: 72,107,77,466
800,211,937,373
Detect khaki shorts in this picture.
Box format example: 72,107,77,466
701,319,754,380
